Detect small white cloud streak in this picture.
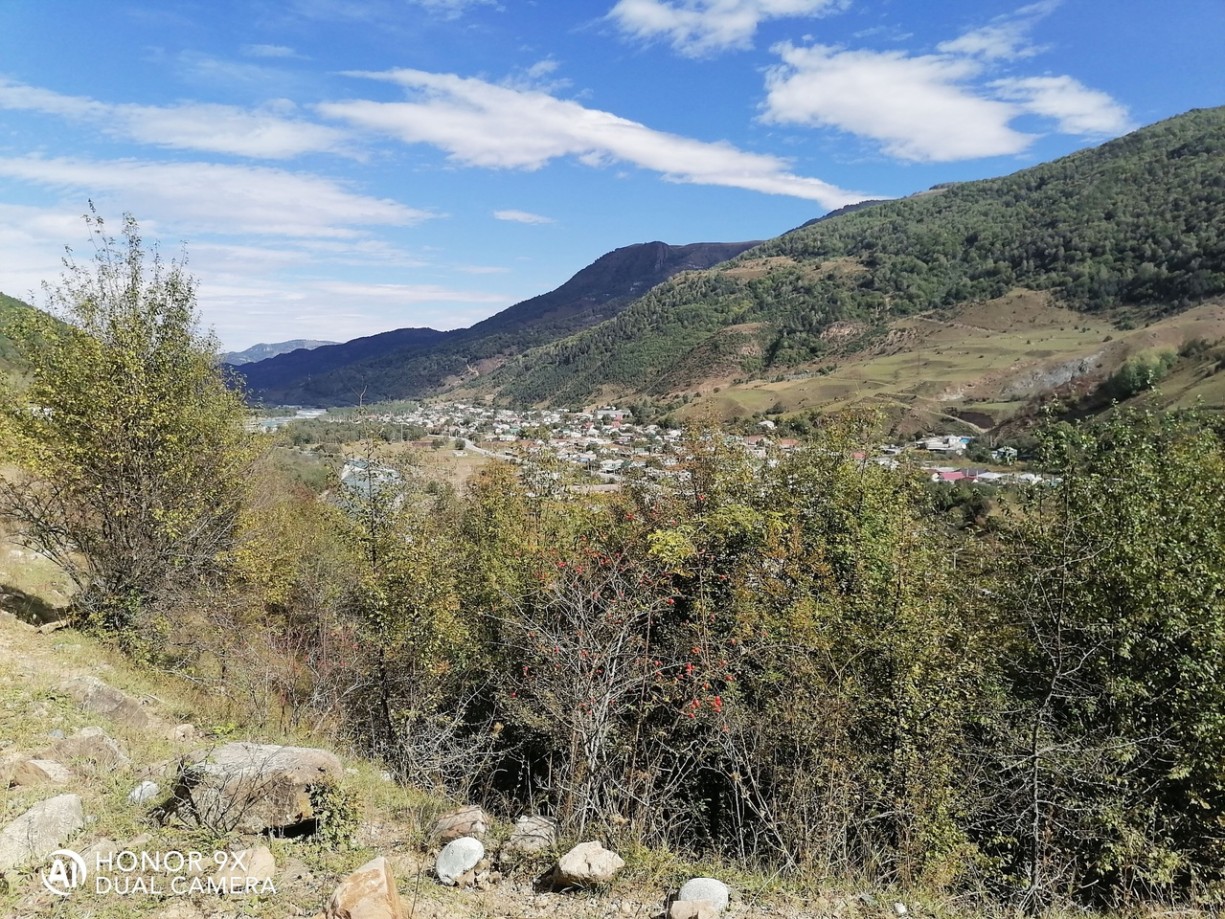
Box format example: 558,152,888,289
937,23,1042,62
242,43,301,58
608,0,847,56
0,78,351,159
320,69,865,208
992,75,1134,135
494,209,555,224
0,156,433,237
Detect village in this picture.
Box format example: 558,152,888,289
258,401,1047,492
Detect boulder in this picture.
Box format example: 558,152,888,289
60,676,159,730
552,841,624,888
431,804,488,843
325,855,404,919
436,836,483,886
502,814,557,860
169,742,343,833
0,793,85,871
47,726,130,771
677,878,730,913
10,758,73,787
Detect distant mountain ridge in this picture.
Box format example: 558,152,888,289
238,240,759,405
223,340,337,365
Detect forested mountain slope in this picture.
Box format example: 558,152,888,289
240,240,757,405
482,107,1225,406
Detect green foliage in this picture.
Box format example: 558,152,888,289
307,783,360,850
986,410,1225,909
1105,348,1177,399
0,212,252,628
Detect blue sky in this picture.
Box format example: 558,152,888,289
0,0,1220,350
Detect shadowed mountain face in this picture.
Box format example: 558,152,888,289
237,240,759,405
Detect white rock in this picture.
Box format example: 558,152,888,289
677,878,730,913
128,780,161,804
436,836,484,885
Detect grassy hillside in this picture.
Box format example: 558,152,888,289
483,107,1225,407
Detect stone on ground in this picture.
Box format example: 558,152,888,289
502,814,557,860
128,780,161,804
677,877,730,913
670,901,718,919
48,726,130,770
60,675,159,730
325,855,404,919
552,841,625,888
436,836,484,885
10,758,73,786
170,741,343,833
0,793,85,871
210,845,276,894
431,804,488,843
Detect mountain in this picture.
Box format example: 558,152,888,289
222,340,337,365
238,240,759,405
477,107,1225,414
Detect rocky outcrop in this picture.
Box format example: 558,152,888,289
166,742,343,833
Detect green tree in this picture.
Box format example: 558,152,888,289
987,410,1225,909
0,212,252,628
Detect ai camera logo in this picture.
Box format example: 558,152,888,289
42,849,87,896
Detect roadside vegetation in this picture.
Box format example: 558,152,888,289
2,216,1224,918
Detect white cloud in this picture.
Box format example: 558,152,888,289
242,43,301,59
320,69,865,208
992,75,1134,135
409,0,500,18
937,0,1062,61
937,23,1042,62
762,44,1032,161
0,156,432,237
761,0,1131,164
608,0,846,56
494,209,555,224
0,79,350,159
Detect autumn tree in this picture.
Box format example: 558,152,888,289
0,212,251,628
